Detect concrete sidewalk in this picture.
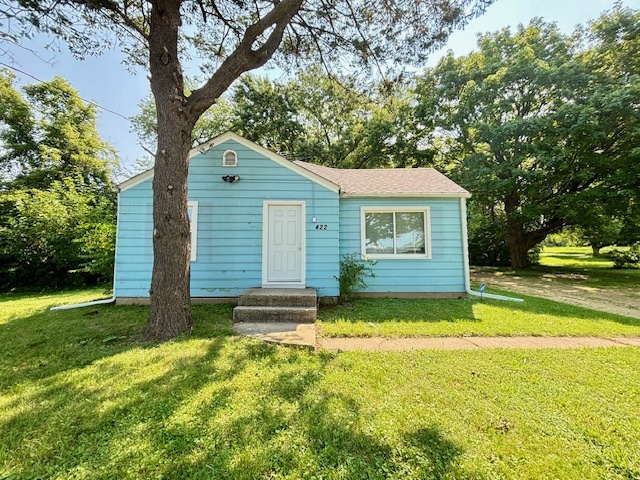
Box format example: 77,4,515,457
319,335,640,351
233,322,640,351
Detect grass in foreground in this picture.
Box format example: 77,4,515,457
318,289,640,338
1,289,640,479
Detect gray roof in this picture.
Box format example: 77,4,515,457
293,161,470,197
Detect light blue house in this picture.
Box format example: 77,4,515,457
115,132,472,304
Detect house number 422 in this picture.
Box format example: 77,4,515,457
315,224,328,230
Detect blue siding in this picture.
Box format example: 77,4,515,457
115,139,340,298
339,197,466,293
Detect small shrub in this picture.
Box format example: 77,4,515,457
337,252,377,302
607,244,640,269
528,244,542,266
467,209,511,267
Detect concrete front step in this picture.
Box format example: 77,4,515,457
238,288,317,307
233,323,316,348
233,306,317,324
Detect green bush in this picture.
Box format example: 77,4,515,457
75,222,116,280
467,211,511,267
0,177,116,288
337,252,377,302
607,244,640,269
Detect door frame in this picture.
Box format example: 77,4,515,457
262,200,306,288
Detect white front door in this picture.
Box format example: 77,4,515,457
263,201,305,287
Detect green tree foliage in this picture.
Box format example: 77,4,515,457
232,75,305,155
131,69,423,169
131,92,236,154
0,71,117,190
0,73,118,288
0,178,116,287
564,202,624,256
466,202,510,267
415,6,640,269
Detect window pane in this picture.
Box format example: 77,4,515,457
365,212,394,254
395,212,425,254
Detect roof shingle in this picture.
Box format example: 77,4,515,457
293,161,470,197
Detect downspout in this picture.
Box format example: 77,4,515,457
51,186,121,311
50,297,116,310
460,197,523,303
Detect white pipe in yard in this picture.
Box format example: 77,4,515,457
460,198,524,303
50,297,116,310
51,190,122,311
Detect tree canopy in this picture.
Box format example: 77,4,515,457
131,69,420,169
414,6,640,268
0,70,116,190
0,72,118,287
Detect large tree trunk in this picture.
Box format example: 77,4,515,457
139,0,302,341
506,219,532,269
504,190,532,270
591,244,601,256
142,0,195,341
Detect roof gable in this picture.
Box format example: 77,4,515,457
118,132,340,193
294,161,470,198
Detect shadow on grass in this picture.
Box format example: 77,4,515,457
477,263,640,289
0,301,234,390
318,298,479,324
318,294,640,329
0,300,481,479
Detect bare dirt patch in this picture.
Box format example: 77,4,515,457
472,271,640,319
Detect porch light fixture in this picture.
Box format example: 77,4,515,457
222,175,241,183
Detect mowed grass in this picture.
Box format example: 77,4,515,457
1,290,640,479
318,291,640,338
522,246,640,289
0,286,112,323
539,246,616,269
319,246,640,339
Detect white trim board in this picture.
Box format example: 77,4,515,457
342,192,471,199
188,200,198,262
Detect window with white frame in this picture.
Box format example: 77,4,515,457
187,201,198,262
223,150,238,167
361,207,431,259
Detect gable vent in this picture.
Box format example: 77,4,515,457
223,150,238,167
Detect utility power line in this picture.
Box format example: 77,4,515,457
0,61,131,121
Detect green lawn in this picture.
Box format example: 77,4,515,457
539,246,616,269
514,246,640,289
1,289,640,479
319,246,640,338
318,291,640,338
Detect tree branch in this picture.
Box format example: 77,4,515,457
73,0,149,41
187,0,303,116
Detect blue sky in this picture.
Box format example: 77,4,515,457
4,0,639,168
